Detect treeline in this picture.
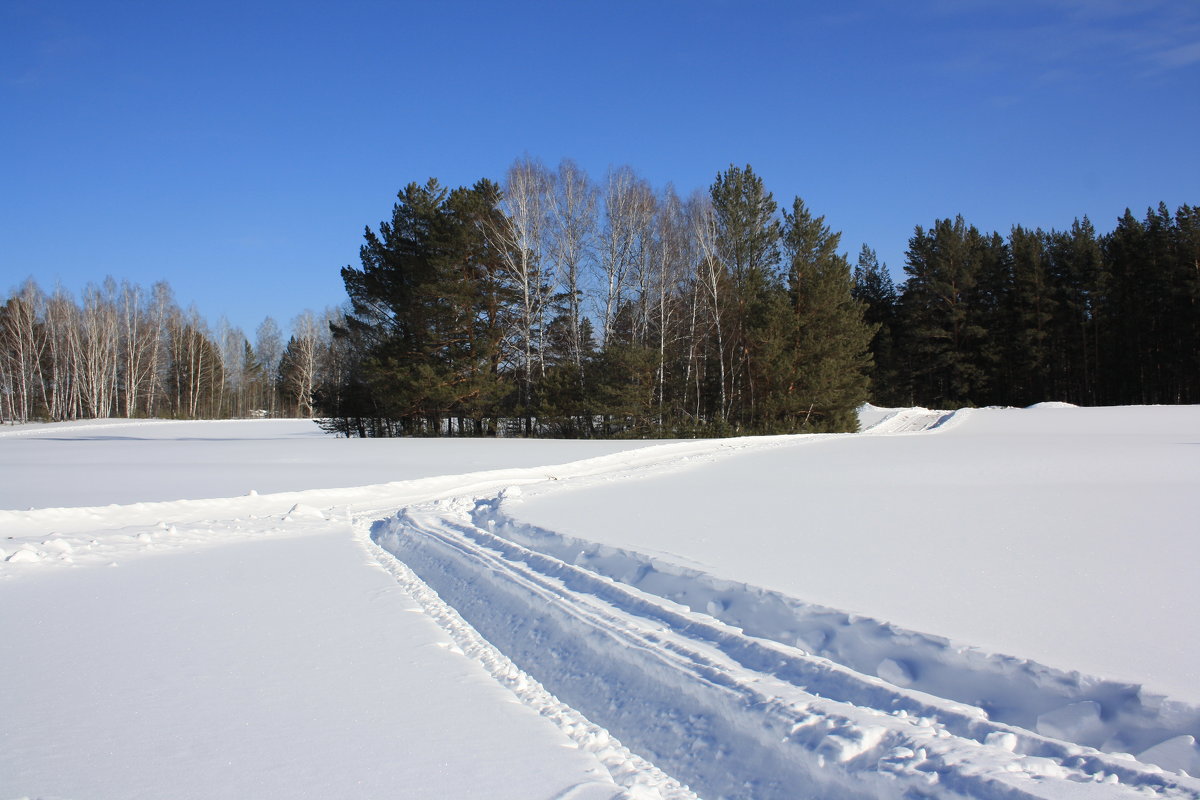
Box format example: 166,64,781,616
6,158,1194,434
860,203,1200,408
318,161,875,437
0,278,343,422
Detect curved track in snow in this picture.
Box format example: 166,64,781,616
361,421,1200,800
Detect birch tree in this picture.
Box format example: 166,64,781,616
281,310,322,418
492,157,557,426
0,280,46,422
597,166,655,348
548,158,598,383
255,317,284,416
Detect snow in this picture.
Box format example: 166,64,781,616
1,533,624,799
511,405,1200,707
2,406,1199,799
0,418,660,508
0,420,664,800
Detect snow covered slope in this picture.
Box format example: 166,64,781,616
3,407,1198,799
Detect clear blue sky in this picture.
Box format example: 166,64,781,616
3,0,1198,337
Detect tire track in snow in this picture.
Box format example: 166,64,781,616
477,501,1200,762
354,512,699,800
369,495,1200,800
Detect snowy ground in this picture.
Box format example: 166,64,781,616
2,407,1198,799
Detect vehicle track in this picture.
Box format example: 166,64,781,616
371,497,1200,800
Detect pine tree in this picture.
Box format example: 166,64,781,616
709,164,782,428
1099,208,1156,404
1046,218,1102,404
768,198,875,431
1170,205,1200,403
899,216,991,407
1006,226,1055,405
852,245,904,406
328,179,516,435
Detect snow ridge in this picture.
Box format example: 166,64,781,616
372,495,1200,800
858,406,964,434
356,510,698,800
476,500,1200,760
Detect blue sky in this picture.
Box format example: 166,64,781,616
3,0,1198,337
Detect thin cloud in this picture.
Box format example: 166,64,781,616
912,0,1200,87
1152,40,1200,70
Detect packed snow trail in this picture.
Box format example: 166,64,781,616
373,496,1200,800
356,514,698,800
473,502,1200,761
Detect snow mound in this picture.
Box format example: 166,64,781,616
5,548,42,563
1026,401,1079,409
1140,735,1200,776
284,503,326,520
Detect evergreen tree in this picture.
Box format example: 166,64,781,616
1046,218,1102,404
1099,208,1156,404
1170,205,1200,403
1005,226,1055,405
767,198,875,431
709,164,782,428
327,179,515,435
591,303,657,437
1098,204,1200,404
537,314,597,437
852,245,905,405
899,217,991,407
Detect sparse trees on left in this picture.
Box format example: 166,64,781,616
0,277,333,423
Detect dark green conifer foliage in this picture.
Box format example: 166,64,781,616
591,339,657,437
1045,218,1103,404
899,217,990,407
852,245,905,406
1098,204,1200,405
772,198,875,431
1006,226,1055,405
538,314,598,437
1099,209,1156,404
330,179,514,435
709,164,782,428
1171,205,1200,402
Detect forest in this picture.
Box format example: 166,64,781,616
0,278,339,423
2,157,1196,435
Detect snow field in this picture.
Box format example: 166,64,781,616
1,422,682,800
3,424,814,798
3,406,1198,799
0,417,663,509
0,517,635,800
510,405,1200,705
